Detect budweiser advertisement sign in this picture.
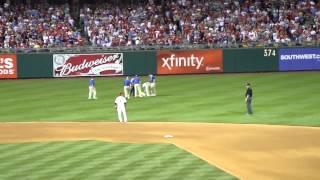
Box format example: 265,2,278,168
0,54,17,79
157,50,223,74
53,53,123,77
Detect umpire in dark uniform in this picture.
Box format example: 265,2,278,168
245,82,253,115
130,76,135,97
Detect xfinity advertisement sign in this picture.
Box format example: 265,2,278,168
279,48,320,71
157,49,223,75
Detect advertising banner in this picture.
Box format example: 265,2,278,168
157,49,223,75
279,48,320,71
53,53,123,77
0,54,17,79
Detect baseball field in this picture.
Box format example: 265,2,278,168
0,71,320,179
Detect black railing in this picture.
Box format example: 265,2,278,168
1,40,319,54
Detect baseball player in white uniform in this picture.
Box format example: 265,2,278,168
88,78,97,99
133,75,145,97
142,82,151,97
123,76,131,99
149,74,156,96
115,92,128,123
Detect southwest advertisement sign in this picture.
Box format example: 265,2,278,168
53,53,123,77
0,54,17,79
279,48,320,71
157,49,223,74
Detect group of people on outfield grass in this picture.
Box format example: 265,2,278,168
117,74,157,123
123,74,156,99
88,76,254,123
88,75,157,123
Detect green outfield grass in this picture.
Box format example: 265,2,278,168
0,72,319,126
0,141,235,180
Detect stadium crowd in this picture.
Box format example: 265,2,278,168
0,3,82,49
1,0,320,49
81,0,320,47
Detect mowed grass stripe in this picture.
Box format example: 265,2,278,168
125,147,188,180
98,144,173,180
0,142,52,167
197,163,237,180
94,145,177,180
0,141,235,180
146,151,206,180
49,143,146,180
2,72,319,125
66,145,155,179
33,142,122,180
9,141,102,180
164,158,236,180
0,143,24,153
0,141,80,179
159,157,210,180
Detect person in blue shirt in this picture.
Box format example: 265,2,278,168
88,78,97,99
133,75,144,97
149,74,156,96
123,76,131,99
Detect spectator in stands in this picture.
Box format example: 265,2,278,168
0,0,319,49
0,3,83,49
80,0,319,48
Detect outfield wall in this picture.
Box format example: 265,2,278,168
0,47,319,79
124,51,156,76
18,54,53,78
223,48,278,72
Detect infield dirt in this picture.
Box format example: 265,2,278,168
0,122,319,180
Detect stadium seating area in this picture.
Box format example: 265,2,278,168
0,4,82,49
1,0,320,49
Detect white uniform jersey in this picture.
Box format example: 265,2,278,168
115,96,127,109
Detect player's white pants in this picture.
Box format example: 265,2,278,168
145,86,150,96
117,107,127,123
134,84,144,97
123,86,130,99
143,82,151,96
150,83,156,96
88,86,97,99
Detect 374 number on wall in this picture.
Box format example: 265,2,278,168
264,49,276,57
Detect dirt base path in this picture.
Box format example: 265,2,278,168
0,122,320,180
